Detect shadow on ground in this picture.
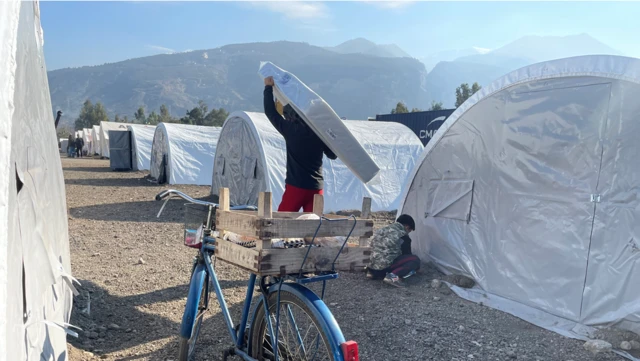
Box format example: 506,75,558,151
70,279,251,360
63,166,113,173
65,177,155,188
69,195,220,223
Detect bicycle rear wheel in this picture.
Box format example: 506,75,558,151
249,289,339,361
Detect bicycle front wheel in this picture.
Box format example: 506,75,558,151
178,268,209,361
249,288,340,361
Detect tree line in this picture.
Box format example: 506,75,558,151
389,82,481,115
73,100,228,130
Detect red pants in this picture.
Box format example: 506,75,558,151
278,184,323,212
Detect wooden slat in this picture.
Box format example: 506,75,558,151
225,210,316,219
216,210,260,238
359,197,372,246
313,194,324,217
219,187,230,212
214,238,259,272
259,246,371,276
258,192,273,219
257,218,373,239
361,197,372,219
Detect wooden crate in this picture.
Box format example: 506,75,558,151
213,188,373,276
214,237,371,276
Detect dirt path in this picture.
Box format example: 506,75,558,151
63,157,624,361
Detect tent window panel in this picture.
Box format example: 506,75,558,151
426,179,474,222
241,156,257,179
217,157,225,176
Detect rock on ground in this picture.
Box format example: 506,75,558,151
584,340,613,354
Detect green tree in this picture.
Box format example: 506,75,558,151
114,114,121,123
147,111,160,125
123,116,130,123
159,104,175,123
455,82,481,107
179,100,227,126
411,108,422,113
204,107,228,127
74,100,93,130
429,101,444,111
180,100,207,125
134,107,146,124
92,102,109,124
390,101,409,114
74,100,109,130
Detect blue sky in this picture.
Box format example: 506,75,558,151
40,1,640,70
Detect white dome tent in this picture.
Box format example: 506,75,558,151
398,55,640,347
99,121,128,158
82,127,92,153
211,111,424,212
127,124,156,171
1,1,76,360
149,123,221,185
91,125,101,155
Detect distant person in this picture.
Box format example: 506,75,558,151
263,76,337,212
68,134,75,158
75,136,84,158
366,214,420,288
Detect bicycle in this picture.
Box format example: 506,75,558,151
155,189,360,361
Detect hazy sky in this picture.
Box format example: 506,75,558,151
40,1,640,70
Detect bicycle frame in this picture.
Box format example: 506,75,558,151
156,189,356,361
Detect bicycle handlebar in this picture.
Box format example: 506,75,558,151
154,189,257,210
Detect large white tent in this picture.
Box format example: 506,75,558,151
91,125,101,155
149,123,221,185
127,124,156,171
99,121,128,158
1,1,75,360
211,111,423,212
399,55,640,345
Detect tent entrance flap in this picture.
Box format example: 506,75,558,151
427,180,474,222
109,130,132,171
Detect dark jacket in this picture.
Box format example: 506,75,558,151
400,234,412,255
75,137,84,149
263,85,337,190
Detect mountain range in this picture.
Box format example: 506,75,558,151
48,34,623,128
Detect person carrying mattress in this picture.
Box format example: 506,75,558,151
366,214,421,288
263,76,338,212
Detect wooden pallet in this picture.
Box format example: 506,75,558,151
213,188,373,276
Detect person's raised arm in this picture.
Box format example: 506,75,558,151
263,76,286,135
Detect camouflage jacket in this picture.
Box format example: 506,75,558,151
368,222,406,270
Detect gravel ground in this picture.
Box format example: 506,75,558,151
64,157,629,361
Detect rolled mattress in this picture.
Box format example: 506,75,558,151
258,61,380,183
